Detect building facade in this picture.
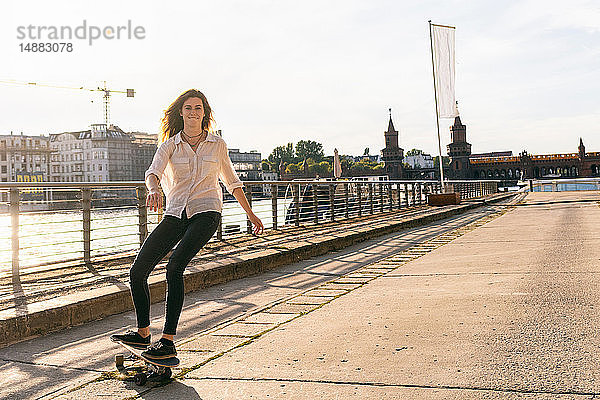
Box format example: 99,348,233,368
130,131,159,181
0,133,52,183
405,153,434,169
49,124,157,182
228,148,262,181
50,124,131,182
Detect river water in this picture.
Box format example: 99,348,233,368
533,182,600,192
0,198,290,273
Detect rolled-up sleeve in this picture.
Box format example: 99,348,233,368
144,141,173,182
218,141,244,194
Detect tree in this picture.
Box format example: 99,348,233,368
285,163,301,174
363,147,370,156
348,159,383,175
406,148,424,156
312,160,331,175
267,143,295,166
295,140,324,161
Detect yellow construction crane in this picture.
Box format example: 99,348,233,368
0,79,135,126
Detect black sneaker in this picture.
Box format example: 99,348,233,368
110,330,151,348
142,339,177,360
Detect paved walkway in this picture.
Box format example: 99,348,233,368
157,191,597,399
16,190,600,399
1,195,516,347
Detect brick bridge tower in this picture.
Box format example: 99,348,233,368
447,115,472,178
579,137,586,160
381,108,404,179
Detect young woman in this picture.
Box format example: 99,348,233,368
111,89,263,359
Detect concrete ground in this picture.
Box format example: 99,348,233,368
2,196,509,348
6,191,599,399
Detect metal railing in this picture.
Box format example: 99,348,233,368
528,177,600,192
0,179,498,275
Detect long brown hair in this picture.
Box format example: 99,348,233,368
159,89,214,144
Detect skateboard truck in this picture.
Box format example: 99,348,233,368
112,339,179,386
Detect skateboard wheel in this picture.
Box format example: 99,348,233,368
161,368,172,380
134,372,147,386
115,355,124,368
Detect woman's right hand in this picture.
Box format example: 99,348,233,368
146,191,163,212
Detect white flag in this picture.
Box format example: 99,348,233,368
432,24,457,118
333,148,342,179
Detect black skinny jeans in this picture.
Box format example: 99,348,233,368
129,210,221,335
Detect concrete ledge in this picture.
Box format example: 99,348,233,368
0,193,516,348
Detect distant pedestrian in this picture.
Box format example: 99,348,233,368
111,89,263,359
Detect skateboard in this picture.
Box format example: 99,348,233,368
112,339,180,386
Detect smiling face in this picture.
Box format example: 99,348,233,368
180,97,205,131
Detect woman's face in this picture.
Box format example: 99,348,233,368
180,97,205,130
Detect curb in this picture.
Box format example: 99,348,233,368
0,193,516,348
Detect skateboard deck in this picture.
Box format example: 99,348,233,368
112,338,180,385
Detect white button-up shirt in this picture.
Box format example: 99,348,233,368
144,131,243,218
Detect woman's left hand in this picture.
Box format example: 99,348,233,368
248,212,264,235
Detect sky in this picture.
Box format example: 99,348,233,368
1,0,599,159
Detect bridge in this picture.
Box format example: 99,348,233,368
445,116,600,183
0,181,599,399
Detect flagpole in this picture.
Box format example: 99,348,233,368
429,20,446,193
